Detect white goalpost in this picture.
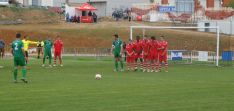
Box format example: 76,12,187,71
130,26,220,67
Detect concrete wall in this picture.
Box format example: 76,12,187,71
41,0,53,6
198,18,234,35
0,0,9,6
90,2,107,17
69,0,149,16
105,0,149,15
65,4,79,18
168,0,176,6
53,0,66,7
31,0,40,6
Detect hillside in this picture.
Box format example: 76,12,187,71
0,7,60,24
0,21,234,52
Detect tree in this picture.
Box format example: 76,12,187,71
150,0,154,3
228,0,234,8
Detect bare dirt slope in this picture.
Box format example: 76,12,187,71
0,21,234,51
0,7,60,24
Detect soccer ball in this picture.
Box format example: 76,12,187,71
95,74,102,80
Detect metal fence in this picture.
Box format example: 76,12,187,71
2,48,216,65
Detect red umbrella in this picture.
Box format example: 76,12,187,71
76,3,97,11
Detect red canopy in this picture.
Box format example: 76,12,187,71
76,3,97,11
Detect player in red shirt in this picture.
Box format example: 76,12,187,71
158,35,168,72
132,36,143,71
126,39,135,71
141,35,150,72
149,36,159,72
53,36,64,67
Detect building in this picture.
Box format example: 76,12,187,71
68,0,150,17
0,0,9,6
16,0,66,7
15,0,232,8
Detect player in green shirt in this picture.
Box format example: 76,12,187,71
11,33,28,83
111,34,124,71
42,37,53,67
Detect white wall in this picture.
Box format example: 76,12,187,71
168,0,176,6
199,0,206,9
198,19,234,35
106,0,149,16
200,0,222,9
69,0,149,16
214,0,221,10
65,4,80,18
41,0,53,6
17,0,24,4
53,0,66,7
28,0,32,5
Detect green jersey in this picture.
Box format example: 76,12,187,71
112,38,123,53
44,40,53,51
12,39,24,58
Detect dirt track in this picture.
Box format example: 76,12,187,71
0,21,234,51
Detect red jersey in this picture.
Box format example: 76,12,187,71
126,43,134,56
149,40,159,53
141,39,150,53
54,40,63,52
133,40,142,54
158,41,168,55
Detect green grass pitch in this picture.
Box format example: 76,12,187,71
0,57,234,111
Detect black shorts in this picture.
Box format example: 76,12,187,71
25,51,29,58
0,48,4,53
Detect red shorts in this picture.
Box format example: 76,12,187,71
149,52,158,60
127,56,135,63
143,54,150,60
54,51,61,57
135,53,143,59
159,55,167,62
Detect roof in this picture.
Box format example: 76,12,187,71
76,3,97,11
67,2,83,7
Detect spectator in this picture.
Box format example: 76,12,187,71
66,13,70,22
127,9,132,22
116,12,120,21
128,16,132,22
77,15,80,23
70,16,74,22
73,15,77,22
93,12,97,23
0,39,5,59
88,11,93,16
